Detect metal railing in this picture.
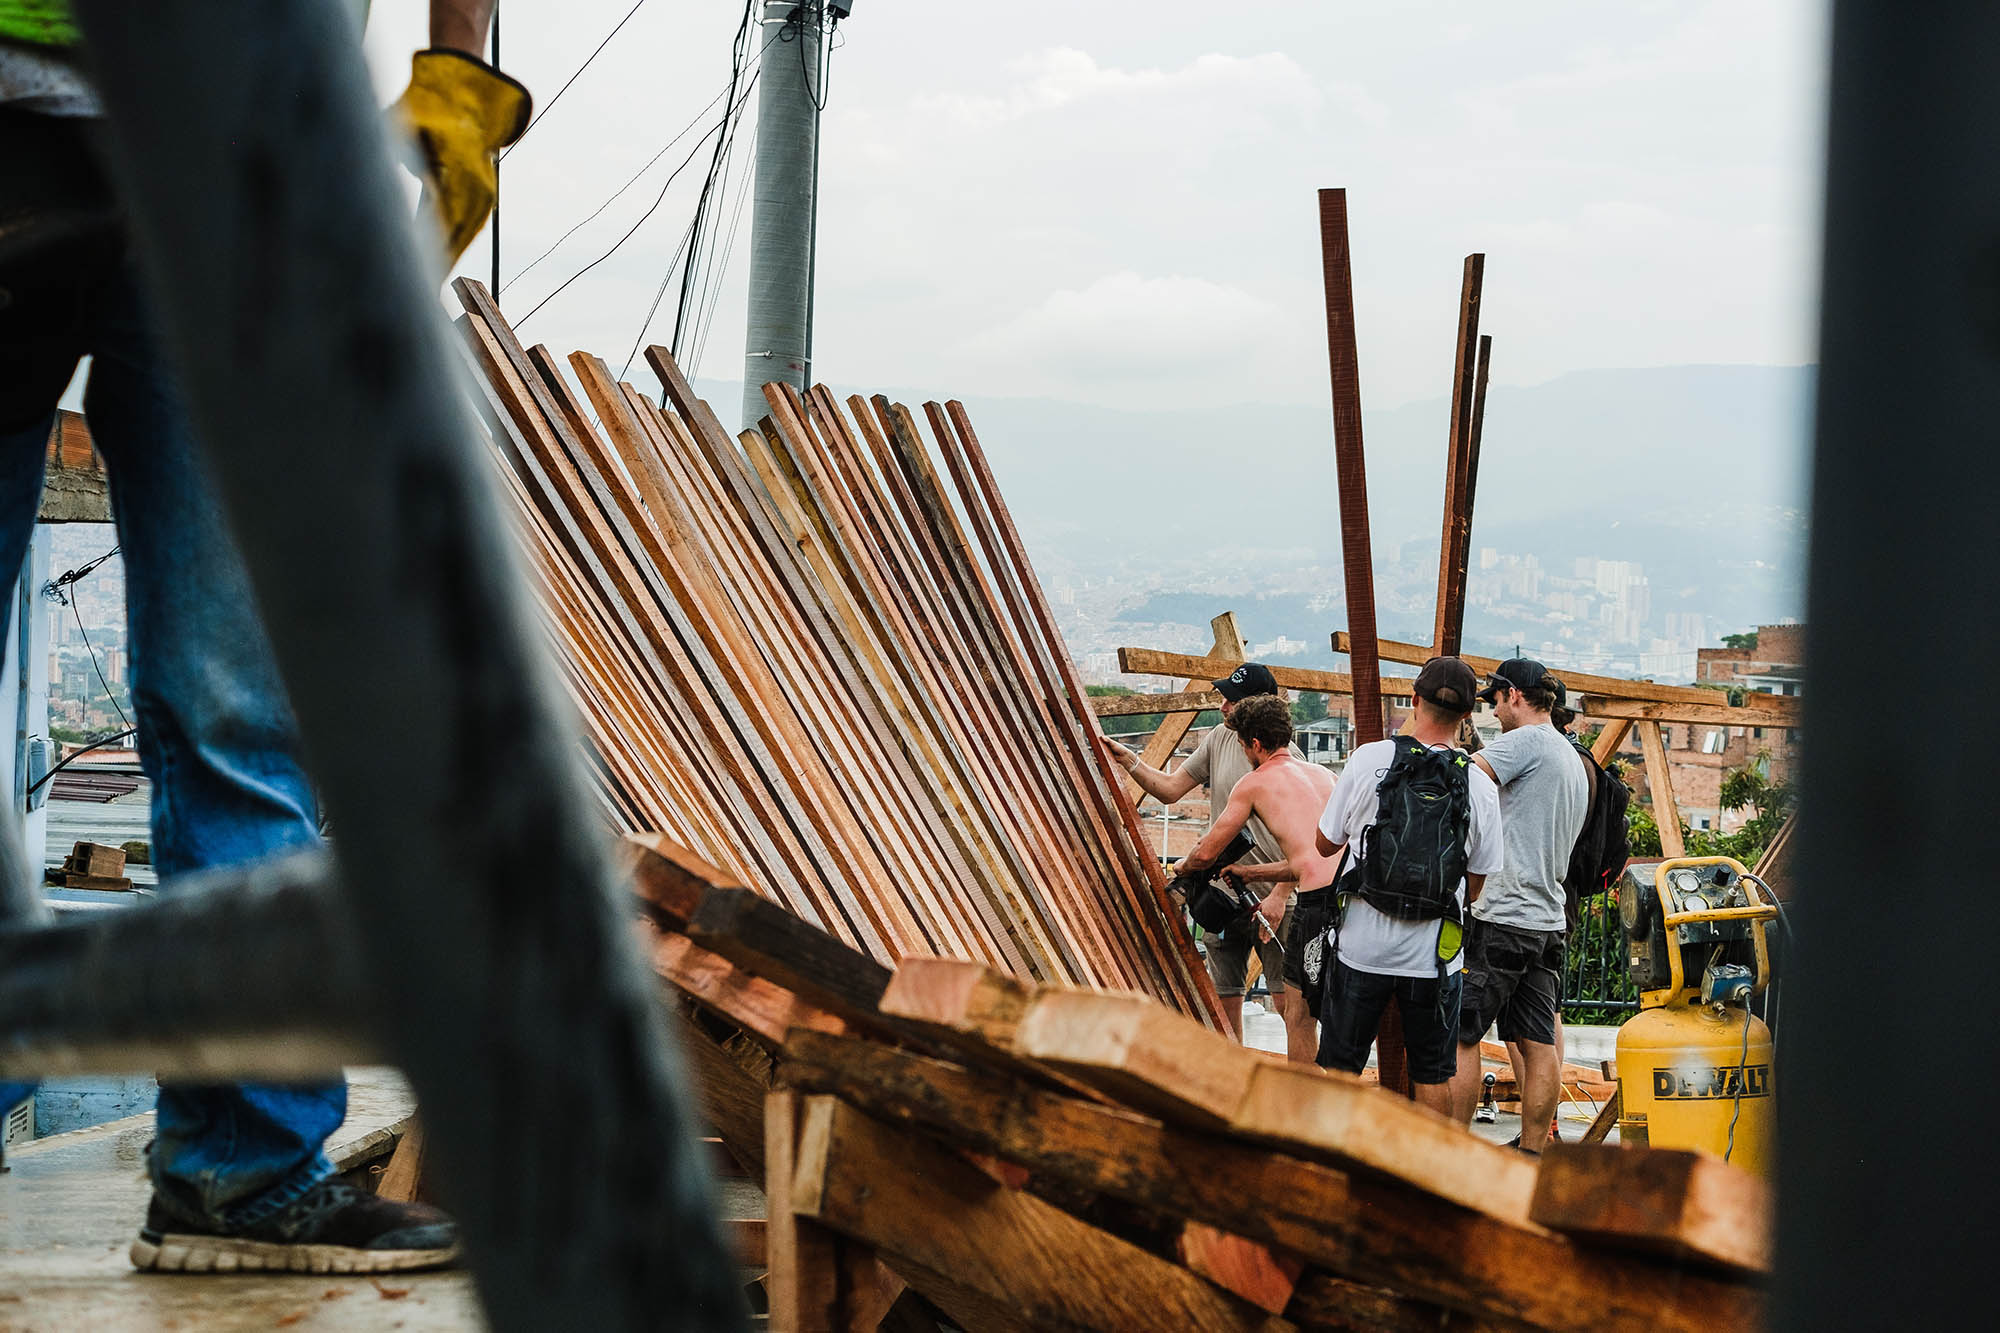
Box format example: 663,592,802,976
1560,892,1640,1024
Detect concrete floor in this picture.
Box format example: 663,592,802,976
0,1069,485,1332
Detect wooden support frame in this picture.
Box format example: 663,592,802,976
1432,253,1486,658
1636,720,1686,859
1121,614,1247,806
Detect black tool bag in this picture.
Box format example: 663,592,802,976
1167,828,1256,934
1355,737,1471,927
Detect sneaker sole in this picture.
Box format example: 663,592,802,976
131,1232,460,1274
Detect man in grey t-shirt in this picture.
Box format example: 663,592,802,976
1447,658,1587,1152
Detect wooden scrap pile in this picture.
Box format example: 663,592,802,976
630,834,1770,1332
449,279,1214,1023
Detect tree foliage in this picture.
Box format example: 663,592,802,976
1290,691,1328,726
1721,631,1760,651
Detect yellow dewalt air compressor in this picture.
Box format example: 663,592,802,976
1615,855,1780,1177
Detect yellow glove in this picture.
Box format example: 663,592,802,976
392,48,531,268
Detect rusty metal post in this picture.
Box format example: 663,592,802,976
1432,256,1485,658
1316,189,1409,1094
1317,189,1384,745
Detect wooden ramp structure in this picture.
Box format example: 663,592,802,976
437,293,1771,1330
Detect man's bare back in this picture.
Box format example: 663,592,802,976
1188,749,1338,893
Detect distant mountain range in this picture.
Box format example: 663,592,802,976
696,364,1816,643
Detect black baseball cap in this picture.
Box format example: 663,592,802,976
1413,656,1478,713
1476,657,1550,703
1214,662,1279,702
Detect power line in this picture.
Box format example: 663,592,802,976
515,72,759,329
500,0,650,160
42,547,131,735
670,0,761,360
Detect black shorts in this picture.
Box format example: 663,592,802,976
1283,887,1336,1015
1317,959,1463,1085
1457,917,1565,1047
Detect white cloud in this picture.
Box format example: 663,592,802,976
913,47,1324,131
963,271,1279,387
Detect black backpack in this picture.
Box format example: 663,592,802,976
1351,737,1473,924
1565,739,1631,905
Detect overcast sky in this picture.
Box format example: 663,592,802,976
365,0,1829,414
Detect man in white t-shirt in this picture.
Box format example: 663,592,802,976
1447,658,1589,1153
1312,657,1503,1114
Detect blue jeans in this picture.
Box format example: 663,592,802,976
0,263,345,1227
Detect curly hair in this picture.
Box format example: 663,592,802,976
1226,694,1294,751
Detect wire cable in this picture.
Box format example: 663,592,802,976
43,548,130,733
1724,1000,1755,1162
27,727,138,797
670,0,761,359
500,0,651,160
505,24,786,290
515,72,759,329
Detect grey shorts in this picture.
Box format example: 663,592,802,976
1204,892,1295,997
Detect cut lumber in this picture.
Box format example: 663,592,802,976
1178,1222,1303,1315
1636,720,1687,859
780,1029,1763,1332
1009,988,1539,1229
1286,1271,1508,1333
1228,1062,1541,1229
641,922,848,1049
1333,632,1801,723
1091,688,1226,718
1119,647,1413,700
788,1094,1291,1332
1531,1145,1773,1277
766,1089,847,1330
374,1116,426,1204
877,956,1037,1047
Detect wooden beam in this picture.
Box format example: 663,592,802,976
1591,717,1635,766
1124,614,1246,805
1091,689,1225,718
1333,633,1802,722
878,957,1036,1048
1009,989,1540,1229
1636,720,1686,859
789,1095,1288,1332
1531,1145,1772,1277
1178,1223,1303,1315
1580,696,1781,728
374,1116,426,1203
1287,1271,1510,1333
779,1029,1765,1333
767,1088,847,1331
1120,647,1416,699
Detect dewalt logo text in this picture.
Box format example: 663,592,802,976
1652,1065,1771,1100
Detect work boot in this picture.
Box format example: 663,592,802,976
131,1179,460,1274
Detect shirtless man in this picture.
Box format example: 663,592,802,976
1179,695,1337,1061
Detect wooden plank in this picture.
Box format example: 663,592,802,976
767,1089,846,1331
1531,1145,1772,1277
1636,720,1686,859
935,400,1222,1023
777,1029,1762,1333
641,924,848,1050
1581,1087,1622,1145
1334,632,1802,721
878,957,1037,1048
1178,1223,1302,1315
1012,988,1541,1229
374,1117,426,1203
1092,688,1226,718
1286,1271,1509,1333
1011,988,1273,1128
1592,717,1635,766
1229,1061,1541,1229
1121,647,1416,699
1580,696,1775,728
684,887,893,1022
789,1095,1291,1333
723,1217,768,1269
1126,613,1245,805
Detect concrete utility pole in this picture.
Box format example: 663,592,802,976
740,1,832,432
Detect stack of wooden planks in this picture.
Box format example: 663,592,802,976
629,833,1771,1332
51,840,132,891
450,281,1217,1023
